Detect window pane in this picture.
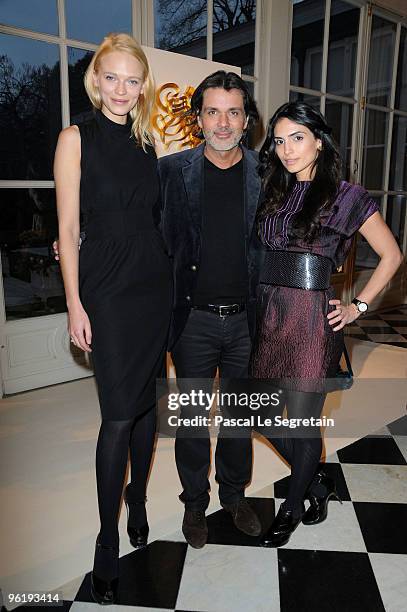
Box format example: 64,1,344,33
386,196,406,251
68,47,93,123
154,0,207,59
289,90,321,110
395,27,407,111
0,0,58,35
325,99,353,179
366,16,396,107
212,0,256,75
0,34,61,180
290,0,325,90
355,196,382,270
65,0,132,45
389,115,407,192
362,110,389,190
326,0,359,97
0,189,66,321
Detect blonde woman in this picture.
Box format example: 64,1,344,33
54,33,172,604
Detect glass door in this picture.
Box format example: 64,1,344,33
289,0,406,308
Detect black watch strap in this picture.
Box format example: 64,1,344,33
351,298,368,313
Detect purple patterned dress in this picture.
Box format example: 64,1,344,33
249,181,379,386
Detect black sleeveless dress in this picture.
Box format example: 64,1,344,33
77,110,172,420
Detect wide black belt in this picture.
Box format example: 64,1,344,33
193,303,246,316
260,250,332,290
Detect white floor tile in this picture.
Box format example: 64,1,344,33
176,544,280,612
273,499,367,553
394,436,407,462
368,553,407,612
367,425,391,437
341,464,407,503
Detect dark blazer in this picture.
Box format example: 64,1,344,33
158,143,263,351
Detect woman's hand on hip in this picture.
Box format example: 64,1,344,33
68,304,92,352
327,299,359,331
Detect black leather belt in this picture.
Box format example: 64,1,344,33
193,303,246,316
260,250,332,290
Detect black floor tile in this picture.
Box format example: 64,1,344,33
356,326,395,334
274,462,351,502
6,604,72,612
383,341,407,348
344,334,369,341
378,319,407,327
206,497,274,546
337,436,407,465
354,502,407,554
387,414,407,436
278,549,385,611
75,540,187,608
380,309,407,315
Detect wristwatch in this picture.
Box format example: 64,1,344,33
351,298,368,314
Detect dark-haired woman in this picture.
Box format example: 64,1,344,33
250,101,402,547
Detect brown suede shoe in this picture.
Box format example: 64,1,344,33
222,499,261,536
182,510,208,548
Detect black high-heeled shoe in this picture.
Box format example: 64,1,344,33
260,503,304,548
124,484,149,549
302,470,342,525
91,540,119,605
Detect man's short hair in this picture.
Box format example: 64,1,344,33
190,70,260,130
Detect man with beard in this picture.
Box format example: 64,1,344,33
159,71,263,548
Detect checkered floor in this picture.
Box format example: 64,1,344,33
345,304,407,349
7,414,406,612
4,306,406,612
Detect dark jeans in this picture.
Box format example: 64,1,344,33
171,309,253,511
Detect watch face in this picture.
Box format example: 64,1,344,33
358,302,368,312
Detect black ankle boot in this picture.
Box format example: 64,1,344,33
91,539,119,605
124,484,149,549
302,470,342,525
260,503,304,548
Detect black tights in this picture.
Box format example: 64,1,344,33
267,390,326,518
94,406,155,574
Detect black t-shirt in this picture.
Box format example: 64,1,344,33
193,156,248,304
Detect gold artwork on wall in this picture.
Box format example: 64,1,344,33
152,83,202,151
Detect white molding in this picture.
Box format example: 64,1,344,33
320,0,331,115
207,0,213,60
0,182,55,188
256,0,291,132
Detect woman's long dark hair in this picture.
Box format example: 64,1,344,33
257,102,342,241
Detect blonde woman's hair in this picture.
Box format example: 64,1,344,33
84,32,155,150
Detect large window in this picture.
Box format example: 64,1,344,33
290,0,361,180
359,15,407,269
289,1,407,275
153,1,257,97
0,2,132,320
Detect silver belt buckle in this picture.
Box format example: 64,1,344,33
219,305,228,317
